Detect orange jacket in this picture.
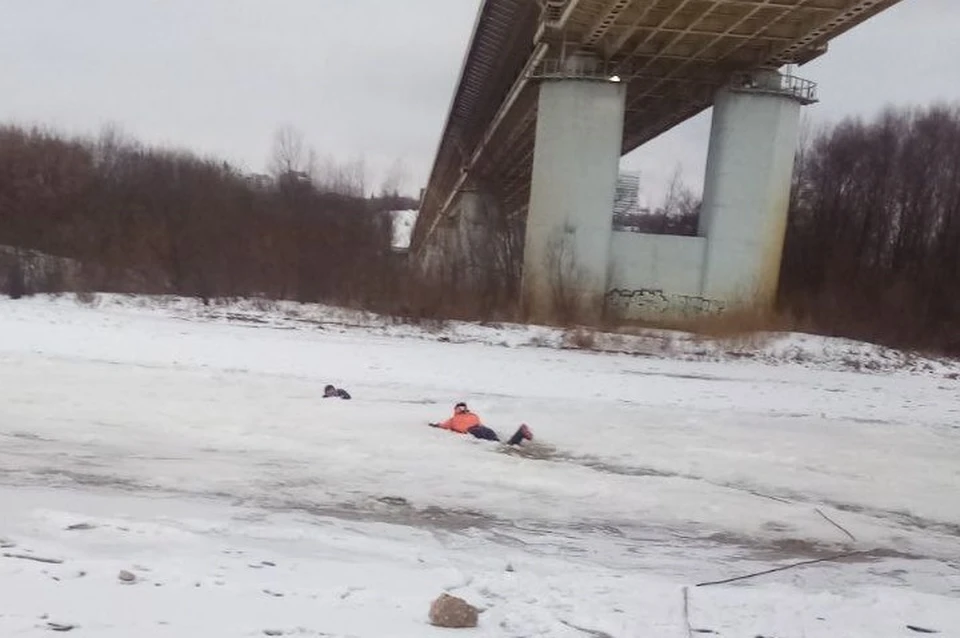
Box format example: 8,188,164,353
441,411,481,433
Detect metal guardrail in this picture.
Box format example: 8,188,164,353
529,57,620,81
729,72,819,104
543,0,565,24
530,59,818,106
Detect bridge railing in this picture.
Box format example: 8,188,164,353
528,59,818,106
729,71,819,105
529,56,621,82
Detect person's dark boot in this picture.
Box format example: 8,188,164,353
506,424,533,446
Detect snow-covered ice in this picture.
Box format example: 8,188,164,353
0,294,957,636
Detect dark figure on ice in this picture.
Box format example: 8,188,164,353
323,384,351,400
429,402,532,446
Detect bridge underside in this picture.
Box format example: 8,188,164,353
414,0,903,251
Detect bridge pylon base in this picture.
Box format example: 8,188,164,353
697,68,807,310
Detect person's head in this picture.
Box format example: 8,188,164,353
454,402,468,414
323,384,337,397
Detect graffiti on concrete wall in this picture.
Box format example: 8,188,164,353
606,287,725,318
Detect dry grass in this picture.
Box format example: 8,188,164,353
610,302,802,351
676,306,794,338
561,327,598,350
74,290,101,307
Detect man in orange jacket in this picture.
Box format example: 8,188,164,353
429,402,533,446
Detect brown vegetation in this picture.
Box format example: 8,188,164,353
562,327,598,350
0,124,398,307
779,104,960,354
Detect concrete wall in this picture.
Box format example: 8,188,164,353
452,189,495,287
698,82,803,308
522,78,626,322
608,232,705,294
606,232,721,319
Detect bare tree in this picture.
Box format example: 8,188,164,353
379,158,408,198
268,124,311,179
780,103,960,351
542,226,590,324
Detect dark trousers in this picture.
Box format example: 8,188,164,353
467,425,499,441
468,425,526,446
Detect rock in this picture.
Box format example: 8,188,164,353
47,622,75,632
65,523,95,531
118,570,136,583
263,630,284,637
429,593,479,629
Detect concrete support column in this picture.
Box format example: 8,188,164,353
453,188,488,287
455,188,485,252
418,219,455,280
698,68,811,309
521,62,626,323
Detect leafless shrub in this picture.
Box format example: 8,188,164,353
542,228,597,326
250,297,278,313
526,334,551,348
563,328,597,350
75,290,100,306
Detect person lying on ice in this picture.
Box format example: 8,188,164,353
429,402,532,445
323,384,351,400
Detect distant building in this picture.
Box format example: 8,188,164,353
613,171,652,231
614,172,641,218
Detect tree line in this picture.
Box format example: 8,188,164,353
0,125,415,307
779,104,960,353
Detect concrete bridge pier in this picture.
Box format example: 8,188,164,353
418,186,497,291
521,55,626,323
698,68,814,310
451,187,492,287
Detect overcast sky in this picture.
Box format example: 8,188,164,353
2,0,957,201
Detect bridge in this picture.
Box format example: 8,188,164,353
412,0,905,322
